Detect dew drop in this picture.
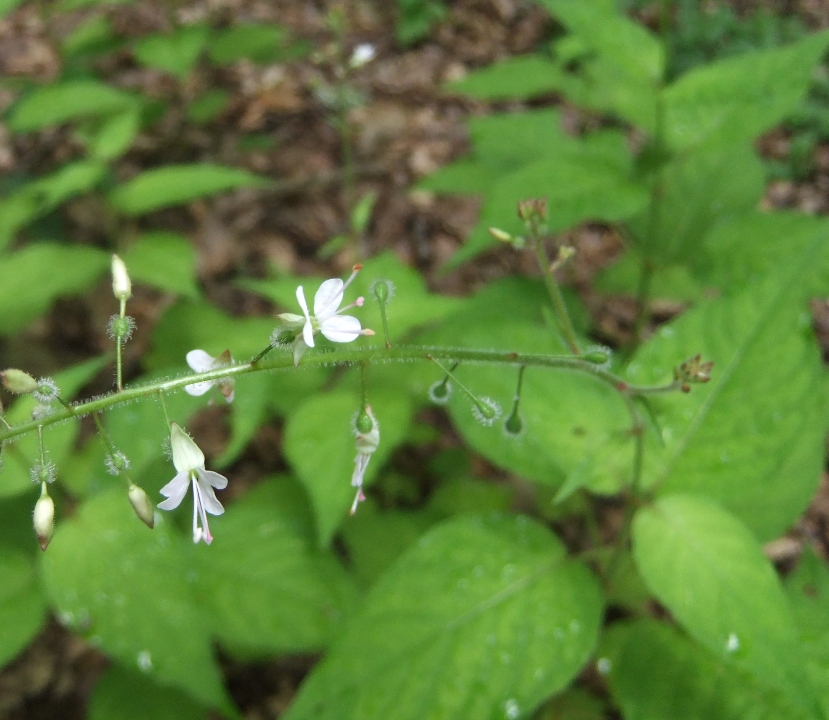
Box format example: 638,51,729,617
569,619,581,633
725,633,739,653
137,650,153,672
597,657,612,675
504,698,520,719
554,627,564,640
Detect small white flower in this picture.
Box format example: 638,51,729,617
277,265,374,366
351,405,380,515
111,254,132,301
349,43,376,69
158,423,228,544
184,349,234,403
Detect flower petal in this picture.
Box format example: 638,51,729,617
196,475,225,515
184,380,213,396
170,423,204,473
296,286,315,348
314,278,344,320
158,471,190,510
186,349,215,373
200,469,228,490
296,285,311,321
320,314,362,343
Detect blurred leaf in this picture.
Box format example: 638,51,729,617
58,0,135,7
109,164,270,216
0,243,108,333
89,666,207,720
0,547,47,669
602,619,813,720
784,548,829,718
395,0,446,45
626,248,828,540
0,161,108,250
664,30,829,150
187,89,230,124
62,15,119,58
122,231,199,298
284,389,413,546
195,479,357,654
0,0,23,19
428,477,514,517
285,514,603,720
627,142,765,265
632,495,821,717
595,249,705,302
133,25,209,78
7,80,139,132
87,111,140,161
40,490,231,711
208,23,287,64
447,55,564,100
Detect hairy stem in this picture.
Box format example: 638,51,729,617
535,240,581,355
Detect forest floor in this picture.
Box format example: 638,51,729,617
1,0,829,718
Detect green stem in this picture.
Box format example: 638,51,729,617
157,390,171,428
378,299,392,348
0,345,679,444
535,240,581,355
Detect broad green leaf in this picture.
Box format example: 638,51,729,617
195,479,357,654
627,142,765,264
0,547,47,668
240,251,462,341
0,161,108,250
595,249,705,302
109,164,269,216
89,666,207,720
785,549,829,718
208,23,287,65
0,243,108,333
537,688,606,720
626,249,827,539
87,111,140,160
62,15,119,58
601,619,813,720
663,30,829,150
122,231,200,298
133,25,209,78
187,89,230,124
285,514,604,720
213,371,271,468
420,278,630,491
284,388,413,546
40,490,231,711
697,211,829,295
7,80,139,132
447,55,564,100
0,0,23,19
632,495,820,717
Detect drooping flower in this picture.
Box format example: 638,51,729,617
351,405,380,515
349,43,376,69
184,349,235,403
276,265,374,366
158,423,228,544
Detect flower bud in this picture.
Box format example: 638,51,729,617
1,369,38,395
33,487,55,551
371,279,392,304
128,484,155,529
488,227,513,243
355,408,374,434
111,254,132,301
582,348,611,365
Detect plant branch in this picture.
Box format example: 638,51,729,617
534,240,581,355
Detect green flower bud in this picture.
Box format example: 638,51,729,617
1,369,38,395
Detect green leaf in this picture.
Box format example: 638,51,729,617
395,0,447,45
40,490,231,711
87,111,140,160
0,546,47,669
187,89,230,124
133,25,209,78
663,30,829,151
0,243,108,333
208,23,287,65
626,248,828,539
89,666,207,720
0,161,108,250
601,619,813,720
594,249,705,302
122,231,200,298
284,389,413,546
194,479,357,654
632,494,820,717
626,142,765,265
447,55,564,100
7,80,140,132
0,0,23,19
784,549,829,718
109,164,270,216
420,278,630,492
285,514,604,720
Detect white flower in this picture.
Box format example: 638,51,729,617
111,254,132,301
349,43,376,69
158,423,228,544
184,349,234,403
351,406,380,515
277,265,374,366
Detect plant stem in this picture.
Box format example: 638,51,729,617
535,240,581,355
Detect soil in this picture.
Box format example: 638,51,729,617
0,1,828,718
